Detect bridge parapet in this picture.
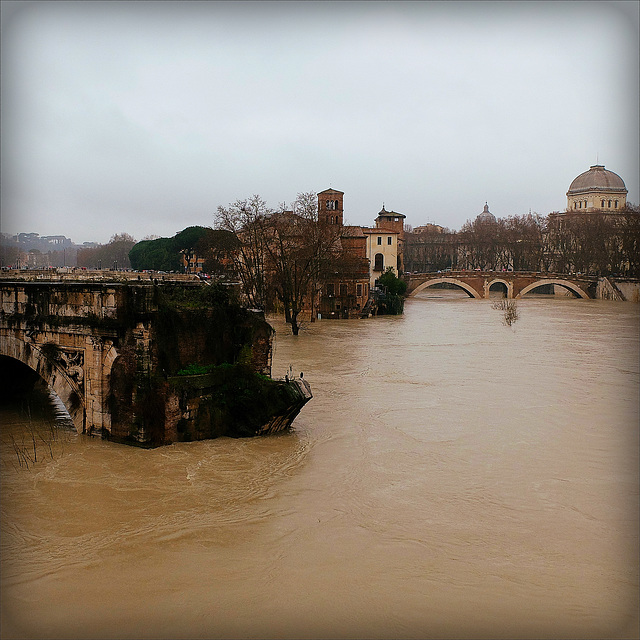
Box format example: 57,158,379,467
1,268,201,283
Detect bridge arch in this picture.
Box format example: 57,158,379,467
408,277,482,299
486,278,512,298
517,279,591,299
0,334,85,432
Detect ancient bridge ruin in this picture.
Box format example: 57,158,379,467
0,271,311,447
405,271,600,299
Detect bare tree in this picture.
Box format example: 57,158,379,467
215,196,274,310
214,192,342,335
259,192,342,335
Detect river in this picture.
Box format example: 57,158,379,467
1,293,638,639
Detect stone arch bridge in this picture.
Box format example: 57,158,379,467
0,271,310,447
405,271,599,299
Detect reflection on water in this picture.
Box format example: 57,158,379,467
1,297,638,639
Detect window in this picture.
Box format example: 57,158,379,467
615,200,618,208
601,200,605,208
339,284,347,297
608,200,612,208
326,283,335,296
356,283,362,297
574,202,578,209
374,253,384,271
377,236,382,245
387,236,392,245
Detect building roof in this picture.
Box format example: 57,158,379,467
362,227,398,235
341,225,365,237
377,205,406,219
567,165,627,195
318,188,345,195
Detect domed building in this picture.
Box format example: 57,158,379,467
566,164,627,212
476,203,496,223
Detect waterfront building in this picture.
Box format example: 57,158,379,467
363,224,400,288
315,190,371,319
314,191,409,318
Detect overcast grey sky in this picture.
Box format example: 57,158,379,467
1,1,638,245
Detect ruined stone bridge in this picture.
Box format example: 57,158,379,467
405,271,600,299
0,270,311,447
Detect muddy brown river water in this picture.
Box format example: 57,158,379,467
1,293,638,639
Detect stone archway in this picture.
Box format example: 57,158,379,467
486,279,512,298
408,278,482,299
0,334,85,433
517,279,591,299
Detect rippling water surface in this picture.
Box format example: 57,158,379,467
1,294,638,639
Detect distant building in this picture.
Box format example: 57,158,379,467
181,248,205,273
413,223,446,234
566,164,628,212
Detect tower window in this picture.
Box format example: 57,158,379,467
601,200,605,208
608,200,612,208
574,202,577,209
615,200,618,208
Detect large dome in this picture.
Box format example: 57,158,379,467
567,165,627,194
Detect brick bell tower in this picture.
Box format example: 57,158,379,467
317,188,344,226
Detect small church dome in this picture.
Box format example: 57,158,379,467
476,203,496,223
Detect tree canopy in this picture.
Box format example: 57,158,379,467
129,226,210,272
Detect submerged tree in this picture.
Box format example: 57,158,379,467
215,196,274,311
376,267,407,315
491,299,519,327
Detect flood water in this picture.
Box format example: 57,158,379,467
1,293,638,639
